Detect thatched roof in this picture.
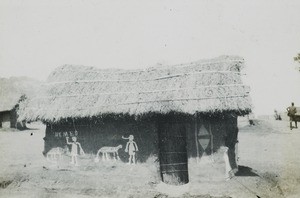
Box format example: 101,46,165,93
0,77,39,112
18,56,252,122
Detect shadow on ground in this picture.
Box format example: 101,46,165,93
235,165,259,177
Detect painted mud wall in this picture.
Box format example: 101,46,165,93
43,116,159,163
43,113,238,167
186,114,238,169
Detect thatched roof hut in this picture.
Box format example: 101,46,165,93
18,55,251,122
18,55,251,185
0,77,39,129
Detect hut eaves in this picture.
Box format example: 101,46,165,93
18,56,252,121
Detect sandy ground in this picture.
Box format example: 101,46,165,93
0,120,299,198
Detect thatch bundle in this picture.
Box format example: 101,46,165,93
18,56,252,122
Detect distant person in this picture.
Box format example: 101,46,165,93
287,102,297,130
274,110,282,120
248,113,255,126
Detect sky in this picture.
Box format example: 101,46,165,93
0,0,299,115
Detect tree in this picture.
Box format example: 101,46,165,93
294,53,300,71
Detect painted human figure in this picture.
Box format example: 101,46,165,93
66,136,85,166
122,135,138,164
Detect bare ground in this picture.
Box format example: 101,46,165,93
0,120,299,198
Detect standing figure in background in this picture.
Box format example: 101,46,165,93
122,135,138,165
274,109,282,120
248,113,255,126
66,136,85,166
287,102,297,130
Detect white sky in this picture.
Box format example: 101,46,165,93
0,0,299,115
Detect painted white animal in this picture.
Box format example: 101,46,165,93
46,147,66,162
95,145,123,161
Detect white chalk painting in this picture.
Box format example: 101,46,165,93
47,134,139,166
66,137,85,166
95,145,122,162
122,135,139,165
54,130,78,138
47,131,235,180
197,124,211,154
94,135,139,165
46,147,66,162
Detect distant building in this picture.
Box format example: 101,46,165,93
0,77,39,130
0,98,26,129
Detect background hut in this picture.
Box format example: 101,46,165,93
18,55,251,184
0,77,39,130
0,96,26,129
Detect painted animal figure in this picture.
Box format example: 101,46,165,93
95,145,123,161
46,147,65,162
